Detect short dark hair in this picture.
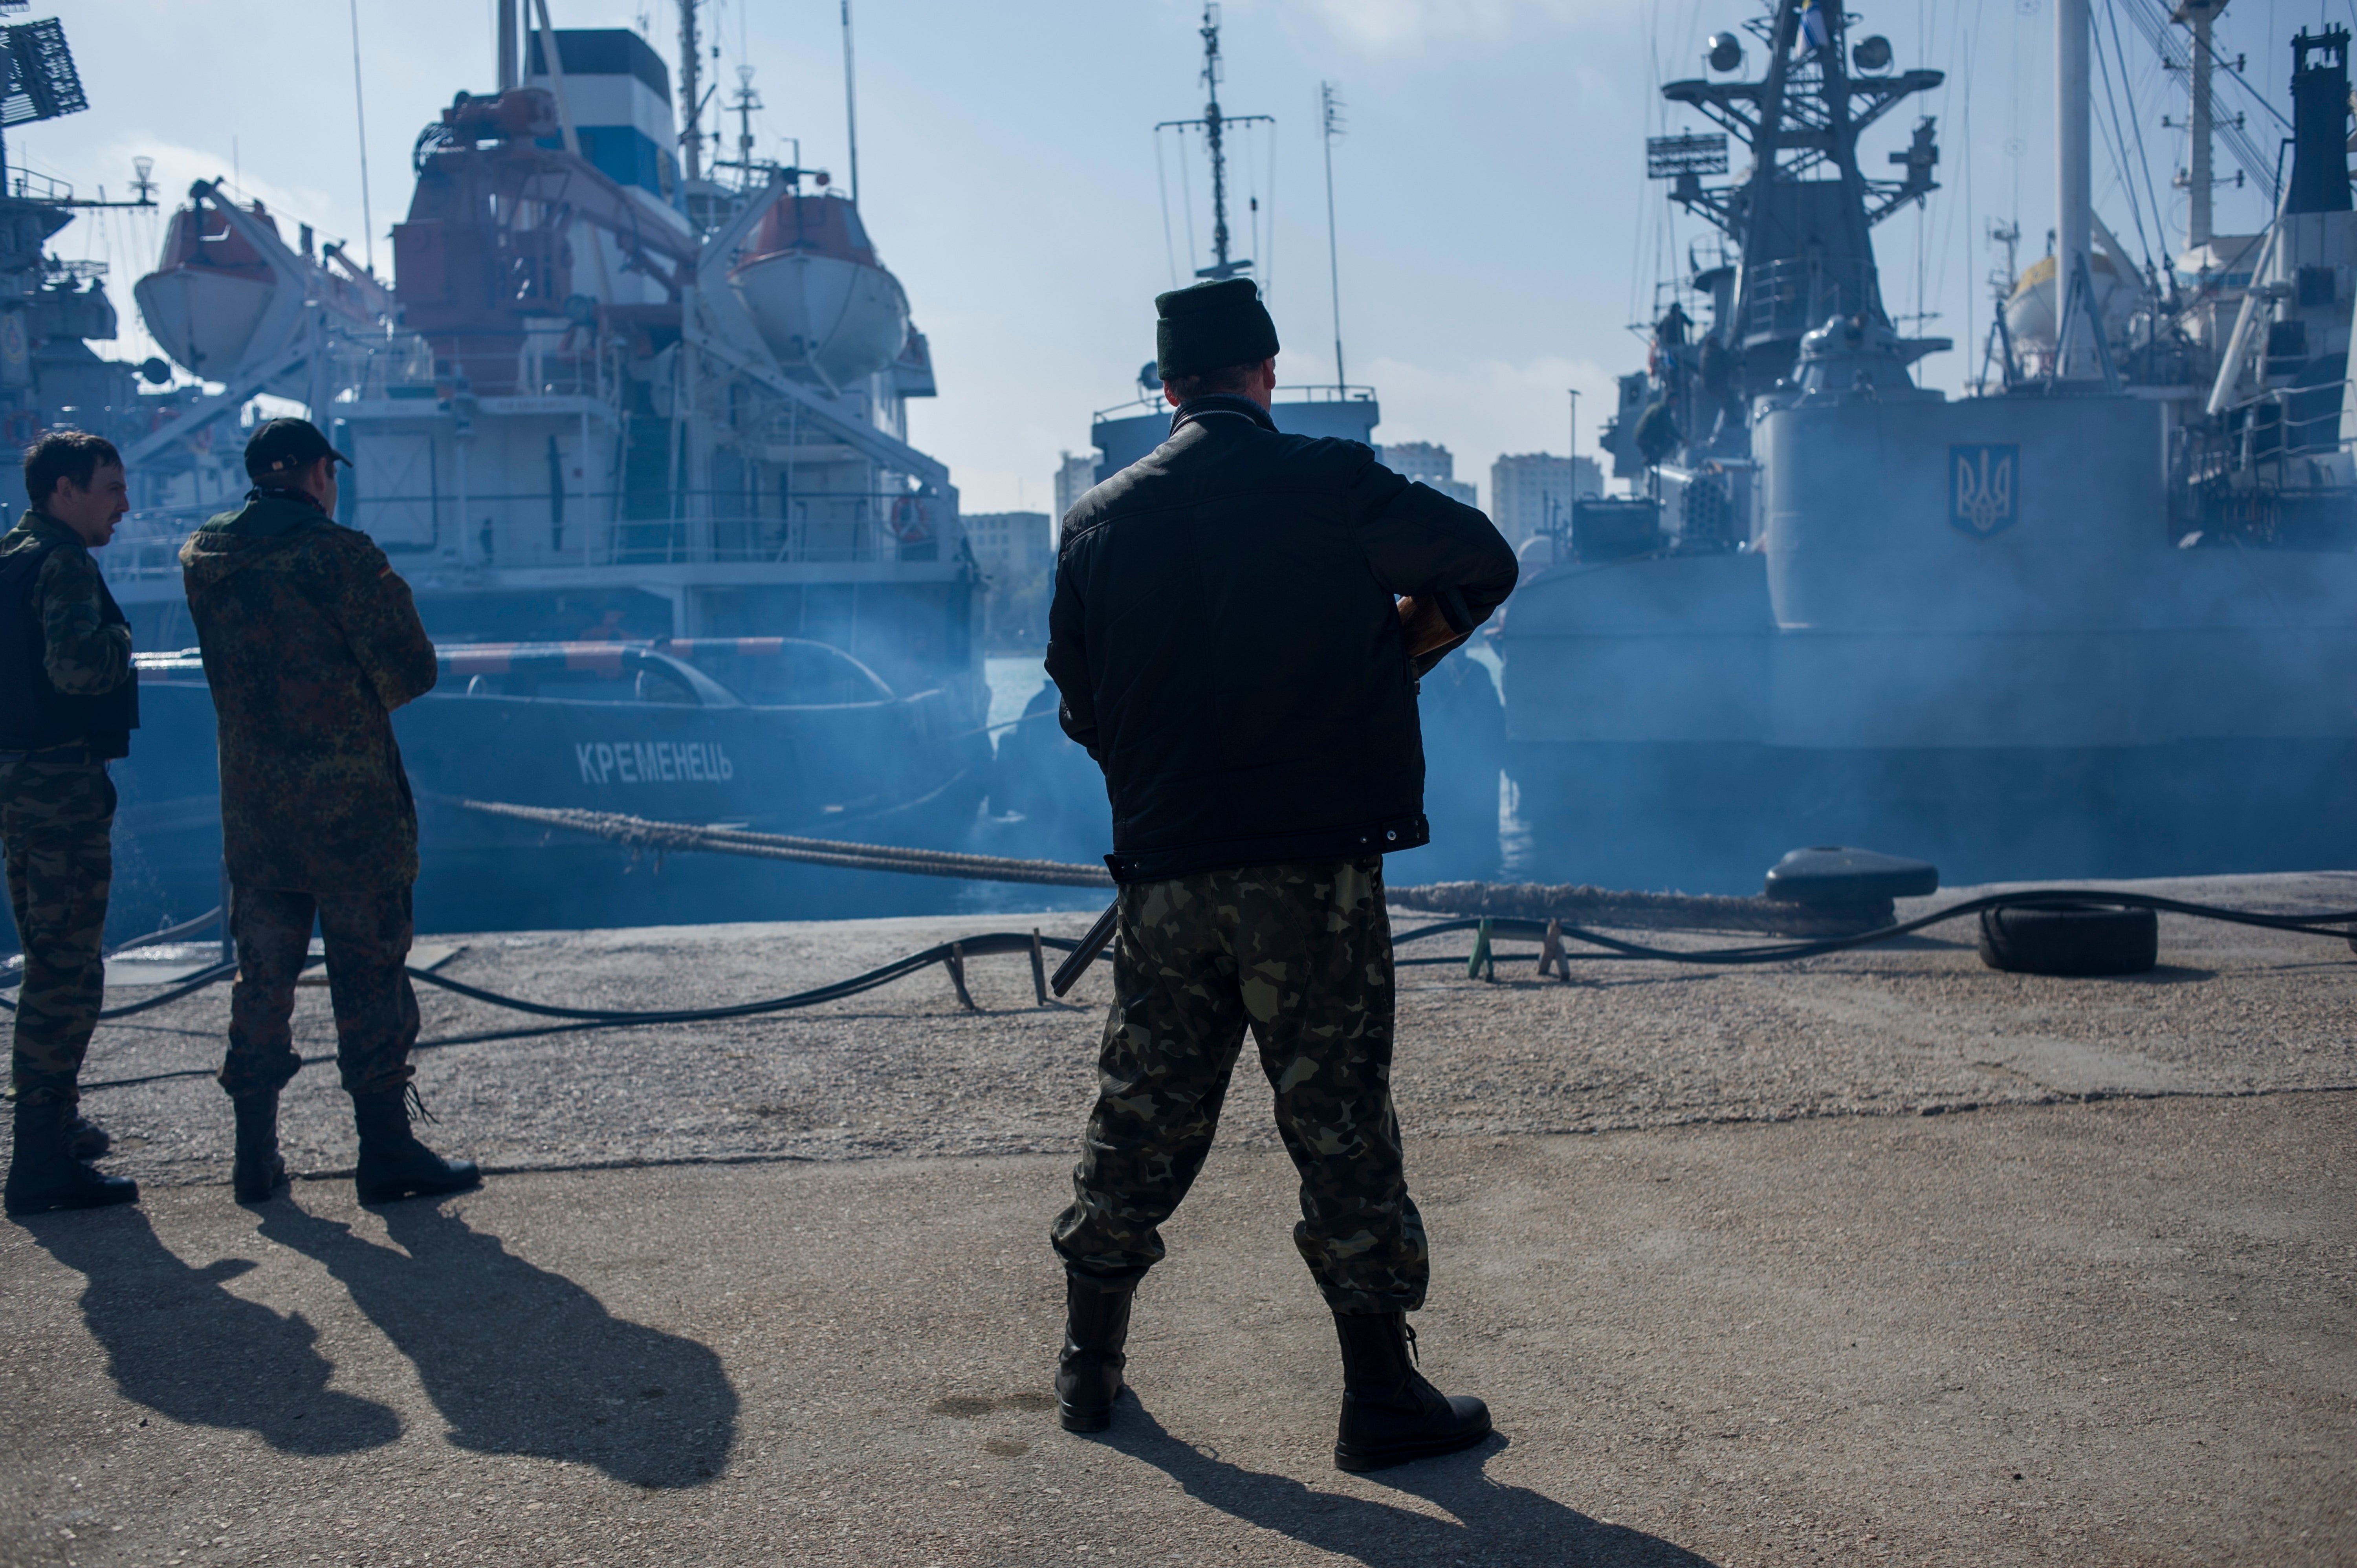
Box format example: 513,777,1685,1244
1164,359,1264,403
23,431,122,509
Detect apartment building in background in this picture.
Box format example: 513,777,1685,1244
965,511,1056,649
1488,452,1604,545
1379,441,1479,508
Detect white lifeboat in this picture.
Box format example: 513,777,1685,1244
2001,249,2138,361
133,192,387,390
728,192,911,388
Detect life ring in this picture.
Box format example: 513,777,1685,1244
887,496,931,544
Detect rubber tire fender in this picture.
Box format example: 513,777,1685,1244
1976,902,2159,977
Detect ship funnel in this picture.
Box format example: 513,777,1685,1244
2285,26,2353,215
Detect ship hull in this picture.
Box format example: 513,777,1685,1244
93,674,990,940
1499,390,2357,890
1505,735,2357,893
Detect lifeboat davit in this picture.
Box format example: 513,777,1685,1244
729,193,912,388
134,194,386,389
2000,249,2137,359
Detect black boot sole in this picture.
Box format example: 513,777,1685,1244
355,1169,482,1205
4,1180,140,1216
1056,1382,1127,1433
1334,1418,1494,1473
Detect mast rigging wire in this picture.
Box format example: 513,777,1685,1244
1154,130,1181,288
2104,0,2170,268
348,0,374,272
2091,5,2160,277
1175,126,1199,272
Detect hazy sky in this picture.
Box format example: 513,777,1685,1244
28,0,2317,513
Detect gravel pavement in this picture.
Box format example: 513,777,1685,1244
0,870,2350,1566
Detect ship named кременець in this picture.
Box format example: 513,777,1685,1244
15,9,1000,936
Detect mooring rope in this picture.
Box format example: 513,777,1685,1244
456,799,1115,887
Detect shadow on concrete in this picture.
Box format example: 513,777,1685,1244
1098,1401,1718,1567
258,1199,736,1487
22,1207,402,1455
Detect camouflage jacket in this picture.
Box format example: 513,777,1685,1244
180,491,438,890
0,512,136,757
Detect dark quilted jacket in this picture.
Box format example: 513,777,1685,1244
1046,396,1518,883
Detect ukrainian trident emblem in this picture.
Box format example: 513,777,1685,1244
1949,444,2019,538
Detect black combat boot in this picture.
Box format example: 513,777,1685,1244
1331,1310,1492,1473
65,1111,110,1161
4,1098,138,1216
231,1092,289,1203
351,1087,480,1205
1055,1275,1136,1433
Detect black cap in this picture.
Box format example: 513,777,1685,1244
243,417,351,482
1155,277,1279,379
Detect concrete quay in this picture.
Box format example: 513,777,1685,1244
0,872,2351,1566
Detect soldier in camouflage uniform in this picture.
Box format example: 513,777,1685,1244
180,418,477,1206
1,431,141,1214
1044,280,1518,1471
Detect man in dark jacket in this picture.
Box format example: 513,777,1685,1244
0,432,141,1214
1044,278,1519,1471
180,418,477,1206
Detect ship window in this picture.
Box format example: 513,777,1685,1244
2298,266,2337,308
634,666,697,705
2265,321,2309,361
686,640,890,706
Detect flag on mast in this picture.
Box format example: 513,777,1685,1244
1798,0,1831,52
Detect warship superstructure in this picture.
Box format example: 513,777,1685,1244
1499,0,2357,891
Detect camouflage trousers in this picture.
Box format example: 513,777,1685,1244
219,883,419,1100
1051,858,1430,1314
1,756,114,1106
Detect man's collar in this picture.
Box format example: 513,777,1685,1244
1170,394,1279,436
246,485,326,514
18,511,85,549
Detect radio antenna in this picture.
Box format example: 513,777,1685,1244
1321,81,1346,390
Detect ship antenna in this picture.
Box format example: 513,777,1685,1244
1157,4,1273,282
1321,81,1346,390
841,0,860,203
678,0,702,186
1203,5,1231,278
733,65,761,191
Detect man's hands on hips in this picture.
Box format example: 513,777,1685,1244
1397,595,1470,674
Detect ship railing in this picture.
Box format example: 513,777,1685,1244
2198,383,2357,477
323,332,612,404
95,491,964,578
97,505,226,583
1089,384,1380,422
9,167,73,205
